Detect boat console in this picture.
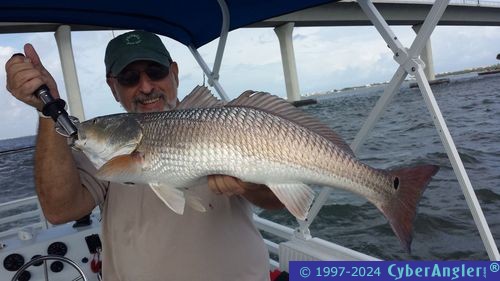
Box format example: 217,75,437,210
0,215,101,281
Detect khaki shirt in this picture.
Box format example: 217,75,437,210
73,151,270,281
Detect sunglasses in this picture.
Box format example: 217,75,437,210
110,63,170,87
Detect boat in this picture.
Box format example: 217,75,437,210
1,1,499,281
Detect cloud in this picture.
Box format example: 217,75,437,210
214,29,282,67
0,44,38,138
0,95,38,139
432,26,500,72
291,27,401,92
1,25,500,139
0,46,15,57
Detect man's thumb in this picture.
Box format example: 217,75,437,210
24,43,44,69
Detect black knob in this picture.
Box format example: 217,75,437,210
47,241,68,256
30,255,43,266
82,257,89,263
50,261,64,273
18,270,31,281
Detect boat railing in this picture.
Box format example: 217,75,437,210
253,214,380,270
0,196,47,239
253,214,294,269
0,196,100,240
0,194,378,269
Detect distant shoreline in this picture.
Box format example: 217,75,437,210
435,63,500,78
304,63,500,98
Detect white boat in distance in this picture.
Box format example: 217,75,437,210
1,1,499,281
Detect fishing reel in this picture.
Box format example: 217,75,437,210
36,85,79,138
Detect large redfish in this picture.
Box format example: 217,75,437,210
73,86,438,252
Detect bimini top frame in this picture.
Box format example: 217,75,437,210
299,0,499,260
1,0,498,261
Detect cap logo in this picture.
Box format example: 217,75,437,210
125,34,142,45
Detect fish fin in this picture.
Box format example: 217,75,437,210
380,165,439,253
186,195,206,212
150,183,186,215
177,85,225,109
266,183,315,221
95,152,143,182
227,91,354,156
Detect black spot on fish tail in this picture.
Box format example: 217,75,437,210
393,177,400,190
381,165,439,254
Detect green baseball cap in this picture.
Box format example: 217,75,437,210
105,30,172,75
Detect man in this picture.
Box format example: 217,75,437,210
5,30,283,281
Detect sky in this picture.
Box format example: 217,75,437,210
0,24,499,140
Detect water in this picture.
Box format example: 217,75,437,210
1,73,499,260
0,136,36,204
260,73,500,260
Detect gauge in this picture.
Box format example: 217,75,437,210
3,253,25,271
50,261,64,273
47,241,68,256
18,270,31,281
31,255,43,266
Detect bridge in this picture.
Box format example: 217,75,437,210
250,0,500,28
248,0,500,100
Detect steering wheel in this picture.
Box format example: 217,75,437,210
11,255,88,281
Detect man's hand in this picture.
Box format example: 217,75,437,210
208,175,256,196
5,43,59,111
208,175,284,210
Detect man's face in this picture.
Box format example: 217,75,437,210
107,60,179,113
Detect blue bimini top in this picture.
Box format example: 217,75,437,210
0,0,339,48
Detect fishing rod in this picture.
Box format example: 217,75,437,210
12,53,78,138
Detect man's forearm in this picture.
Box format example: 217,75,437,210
35,118,92,224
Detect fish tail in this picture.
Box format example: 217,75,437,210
380,165,439,253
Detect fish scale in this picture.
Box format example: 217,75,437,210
134,107,388,202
